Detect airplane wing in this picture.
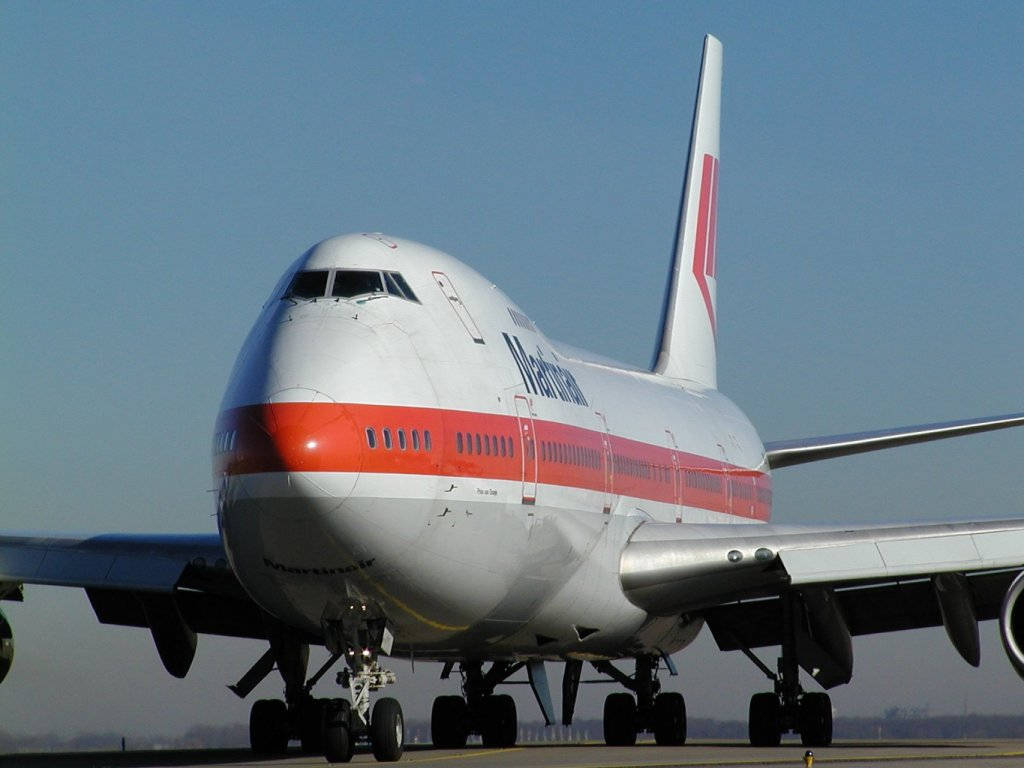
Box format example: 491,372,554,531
619,519,1024,688
0,533,271,678
763,411,1024,469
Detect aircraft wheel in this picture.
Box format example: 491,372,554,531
324,698,354,763
603,692,637,746
250,698,288,755
299,697,326,754
431,695,468,748
481,693,517,747
799,692,833,747
748,692,782,747
653,691,687,746
370,697,404,761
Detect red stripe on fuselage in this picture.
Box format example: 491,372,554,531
214,403,771,521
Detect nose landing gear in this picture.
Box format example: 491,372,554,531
238,613,404,763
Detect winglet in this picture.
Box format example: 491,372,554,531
652,34,722,388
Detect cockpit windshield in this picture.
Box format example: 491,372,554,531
283,269,419,303
332,270,384,298
285,270,330,299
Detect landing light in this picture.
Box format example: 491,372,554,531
306,440,318,450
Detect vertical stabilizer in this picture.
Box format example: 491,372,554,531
652,34,722,388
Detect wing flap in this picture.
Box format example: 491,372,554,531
781,527,1024,585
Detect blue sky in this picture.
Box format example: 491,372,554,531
2,1,1022,737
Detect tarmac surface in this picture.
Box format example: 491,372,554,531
3,740,1024,768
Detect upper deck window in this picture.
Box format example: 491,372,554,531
286,270,330,299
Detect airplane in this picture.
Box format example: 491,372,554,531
2,33,1023,763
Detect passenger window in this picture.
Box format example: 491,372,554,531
509,438,514,459
500,436,507,457
383,428,393,450
412,430,420,451
424,430,432,451
474,434,482,455
484,436,491,456
332,270,385,298
491,436,498,456
285,270,329,299
456,433,464,453
398,430,407,450
366,428,377,449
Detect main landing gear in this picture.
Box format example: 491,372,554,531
744,593,834,747
235,613,404,763
593,655,686,746
430,661,521,748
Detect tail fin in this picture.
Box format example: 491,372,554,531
652,34,722,388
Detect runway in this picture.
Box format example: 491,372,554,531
4,740,1024,768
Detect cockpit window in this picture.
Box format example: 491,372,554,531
333,270,385,298
282,268,419,303
286,270,330,299
388,272,418,302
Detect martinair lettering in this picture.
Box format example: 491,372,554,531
263,556,376,576
503,332,589,407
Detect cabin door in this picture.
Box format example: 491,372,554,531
666,429,683,523
513,395,537,506
595,411,614,514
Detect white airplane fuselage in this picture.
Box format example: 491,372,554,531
214,234,769,662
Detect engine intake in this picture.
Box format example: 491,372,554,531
0,607,13,685
999,571,1024,680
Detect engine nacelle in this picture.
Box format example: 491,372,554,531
0,607,13,685
999,571,1024,680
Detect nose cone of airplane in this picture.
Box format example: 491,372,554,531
215,393,363,477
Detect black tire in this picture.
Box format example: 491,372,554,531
603,692,637,746
324,699,354,763
299,697,326,754
799,692,833,747
653,691,687,746
431,695,468,748
481,694,517,748
370,697,405,762
748,692,782,747
250,698,288,755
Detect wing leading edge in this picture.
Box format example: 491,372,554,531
764,411,1024,469
0,533,270,678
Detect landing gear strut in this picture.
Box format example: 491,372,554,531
430,661,522,748
593,655,686,746
239,612,404,763
745,593,833,747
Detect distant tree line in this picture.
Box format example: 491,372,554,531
4,713,1024,753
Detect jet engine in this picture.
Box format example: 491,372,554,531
999,571,1024,680
0,607,12,685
